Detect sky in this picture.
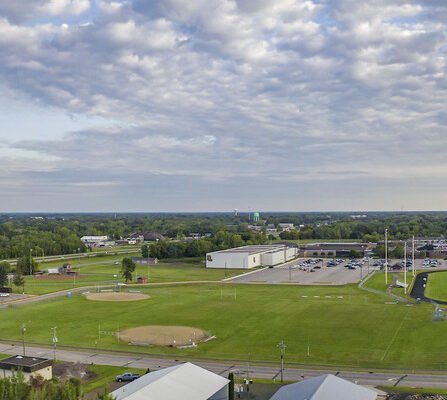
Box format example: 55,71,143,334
0,0,446,212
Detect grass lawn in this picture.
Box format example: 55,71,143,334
425,271,447,302
2,283,446,370
83,364,145,394
364,271,415,297
13,259,245,295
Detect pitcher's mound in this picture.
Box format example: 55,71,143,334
118,325,209,346
86,292,150,302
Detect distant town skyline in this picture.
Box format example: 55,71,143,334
1,0,446,212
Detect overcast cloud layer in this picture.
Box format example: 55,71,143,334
0,0,446,212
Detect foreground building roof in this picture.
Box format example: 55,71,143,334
111,362,229,400
270,374,377,400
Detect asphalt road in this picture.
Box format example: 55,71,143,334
1,342,447,389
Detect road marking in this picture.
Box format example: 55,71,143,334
301,295,308,298
313,296,320,298
325,296,332,298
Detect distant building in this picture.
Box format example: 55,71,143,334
206,244,298,269
303,243,376,258
132,257,158,265
128,232,166,242
80,235,108,245
111,362,229,400
0,355,53,382
270,374,377,400
278,223,295,231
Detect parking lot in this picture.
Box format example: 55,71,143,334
228,258,369,285
228,257,447,286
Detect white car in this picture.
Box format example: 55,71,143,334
0,293,10,297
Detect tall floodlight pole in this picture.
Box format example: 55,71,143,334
29,248,33,275
404,241,407,294
412,236,415,277
277,340,286,383
385,229,388,285
21,323,26,356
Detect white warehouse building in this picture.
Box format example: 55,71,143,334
206,244,298,269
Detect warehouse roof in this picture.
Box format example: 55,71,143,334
111,362,229,400
212,244,288,255
270,374,377,400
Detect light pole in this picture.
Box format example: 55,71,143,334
412,236,415,277
404,241,407,294
277,340,286,383
21,323,26,356
384,229,388,285
51,327,58,361
29,248,33,275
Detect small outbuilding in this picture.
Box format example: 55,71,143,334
0,355,53,381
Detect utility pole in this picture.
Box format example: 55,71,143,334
277,340,286,383
385,229,388,285
21,323,26,356
51,327,58,361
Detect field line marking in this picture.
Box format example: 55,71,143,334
381,310,410,361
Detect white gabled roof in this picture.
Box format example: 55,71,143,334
111,362,229,400
270,374,377,400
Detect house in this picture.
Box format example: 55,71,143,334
278,223,295,231
111,362,229,400
128,232,166,242
0,355,53,382
270,374,377,400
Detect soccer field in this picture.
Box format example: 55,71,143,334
2,283,446,370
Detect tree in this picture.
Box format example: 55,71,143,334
141,244,149,258
16,255,38,276
121,258,136,282
0,265,7,287
13,271,25,293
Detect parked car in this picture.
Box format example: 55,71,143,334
116,373,140,382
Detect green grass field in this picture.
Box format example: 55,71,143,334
14,258,245,295
2,283,446,370
425,271,447,302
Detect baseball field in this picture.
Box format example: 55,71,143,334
2,281,447,370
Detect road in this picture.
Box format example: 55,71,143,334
1,342,447,389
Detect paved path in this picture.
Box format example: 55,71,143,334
1,342,447,389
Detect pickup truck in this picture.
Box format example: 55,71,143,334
116,372,140,382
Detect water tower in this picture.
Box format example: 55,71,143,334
253,212,260,222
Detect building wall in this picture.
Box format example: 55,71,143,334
0,366,52,382
261,248,298,266
208,385,229,400
206,252,251,269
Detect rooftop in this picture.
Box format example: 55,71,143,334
270,374,377,400
0,355,52,373
212,244,289,255
111,362,228,400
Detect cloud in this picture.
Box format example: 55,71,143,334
0,0,447,210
